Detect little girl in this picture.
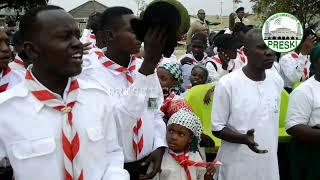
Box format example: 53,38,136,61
150,108,222,180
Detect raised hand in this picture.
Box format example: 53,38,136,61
180,57,194,65
301,35,318,55
139,26,168,75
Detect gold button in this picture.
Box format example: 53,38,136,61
61,106,72,113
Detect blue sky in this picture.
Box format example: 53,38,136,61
49,0,254,15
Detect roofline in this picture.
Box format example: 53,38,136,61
68,0,107,13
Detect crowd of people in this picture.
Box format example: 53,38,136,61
0,2,319,180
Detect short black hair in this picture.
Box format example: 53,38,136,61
191,33,207,45
19,5,64,42
208,32,217,46
213,30,226,43
86,12,102,34
233,22,249,34
192,65,208,82
215,34,240,49
236,7,245,13
98,6,133,31
244,28,262,50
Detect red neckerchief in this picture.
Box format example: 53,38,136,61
169,149,223,180
212,56,236,72
160,92,176,119
291,52,309,80
25,69,83,180
93,46,143,159
94,46,137,83
14,54,24,67
237,49,247,64
0,67,12,93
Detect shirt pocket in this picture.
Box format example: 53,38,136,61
85,127,106,160
86,126,105,142
12,137,56,160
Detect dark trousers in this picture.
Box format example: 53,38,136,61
124,156,149,180
278,143,291,180
0,167,13,180
288,138,320,180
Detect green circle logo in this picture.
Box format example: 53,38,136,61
262,13,303,53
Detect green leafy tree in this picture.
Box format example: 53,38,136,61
233,0,243,11
0,0,47,10
233,0,243,4
251,0,320,27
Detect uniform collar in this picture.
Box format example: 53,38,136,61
105,67,123,75
102,56,137,76
26,78,89,113
89,68,116,90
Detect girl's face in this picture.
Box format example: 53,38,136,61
166,124,193,153
157,68,178,96
191,40,206,61
190,67,207,87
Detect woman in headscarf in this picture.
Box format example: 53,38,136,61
157,62,185,99
286,42,320,180
157,63,192,122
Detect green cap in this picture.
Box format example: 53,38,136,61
149,0,190,34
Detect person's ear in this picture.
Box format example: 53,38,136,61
23,41,39,63
101,29,116,44
99,29,116,48
95,31,106,47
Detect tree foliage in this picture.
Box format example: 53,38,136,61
0,0,47,10
233,0,243,4
250,0,320,27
